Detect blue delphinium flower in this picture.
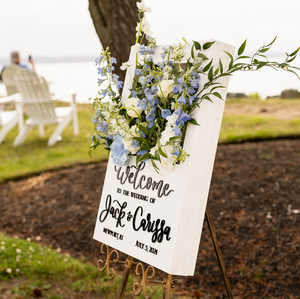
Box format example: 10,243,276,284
146,74,154,83
135,69,143,76
178,95,186,104
188,87,196,95
97,67,104,76
139,76,147,85
111,57,117,64
173,127,181,136
116,80,123,90
147,95,156,106
110,134,129,167
172,149,180,156
97,78,104,85
97,121,108,134
177,77,184,84
161,109,172,119
138,98,147,110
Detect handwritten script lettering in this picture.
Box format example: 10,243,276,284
132,206,171,243
99,195,127,228
115,162,174,198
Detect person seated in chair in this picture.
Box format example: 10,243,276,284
0,51,36,81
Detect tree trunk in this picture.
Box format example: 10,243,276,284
88,0,139,82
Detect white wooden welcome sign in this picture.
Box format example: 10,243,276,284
94,40,235,276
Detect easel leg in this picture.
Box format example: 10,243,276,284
205,206,233,299
115,256,134,299
163,274,173,299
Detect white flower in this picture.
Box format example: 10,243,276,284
16,268,20,273
16,248,22,253
120,60,132,71
6,268,12,274
0,241,5,245
157,80,174,98
171,48,184,60
0,246,5,250
166,113,179,125
137,1,152,12
123,125,141,154
124,98,143,118
26,237,31,242
160,126,176,146
36,236,41,241
132,43,140,52
56,248,61,253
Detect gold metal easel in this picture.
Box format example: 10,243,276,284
97,206,233,299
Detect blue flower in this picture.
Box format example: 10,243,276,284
177,77,184,84
148,121,155,129
191,80,199,89
112,74,119,83
172,127,181,136
161,109,172,119
111,57,117,64
139,76,146,85
160,52,166,59
116,80,123,90
96,121,108,134
131,140,139,149
97,67,104,76
180,112,191,122
191,72,200,80
172,149,180,156
138,98,147,110
167,60,174,67
147,95,156,106
146,74,154,83
157,62,164,69
188,87,196,95
97,78,104,85
131,90,138,97
174,108,182,115
135,69,143,76
178,95,186,104
173,85,181,93
91,117,98,124
110,134,129,167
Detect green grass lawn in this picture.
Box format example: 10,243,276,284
1,98,300,182
0,103,108,183
0,233,171,299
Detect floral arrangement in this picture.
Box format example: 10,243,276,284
90,1,300,172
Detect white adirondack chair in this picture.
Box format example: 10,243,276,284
13,68,79,146
0,93,23,144
1,65,22,96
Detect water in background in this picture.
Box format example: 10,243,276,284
1,56,300,102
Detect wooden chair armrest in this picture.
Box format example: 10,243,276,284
0,93,22,104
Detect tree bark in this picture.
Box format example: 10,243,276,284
88,0,139,82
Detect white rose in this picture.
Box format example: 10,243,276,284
157,80,174,98
124,98,143,118
160,145,176,170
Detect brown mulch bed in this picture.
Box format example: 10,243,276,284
1,139,300,298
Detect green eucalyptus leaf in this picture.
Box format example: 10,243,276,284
193,40,201,50
197,53,209,60
211,85,225,92
256,62,268,69
208,67,214,81
202,59,213,73
191,45,195,59
219,59,223,74
203,95,213,103
259,47,270,53
286,56,297,63
238,39,247,56
224,51,234,61
265,36,277,47
169,136,181,142
158,147,168,158
188,118,200,126
203,41,215,50
289,47,300,57
236,55,251,60
213,92,223,100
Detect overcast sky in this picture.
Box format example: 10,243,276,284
0,0,300,61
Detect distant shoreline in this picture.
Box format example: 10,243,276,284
0,56,98,65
